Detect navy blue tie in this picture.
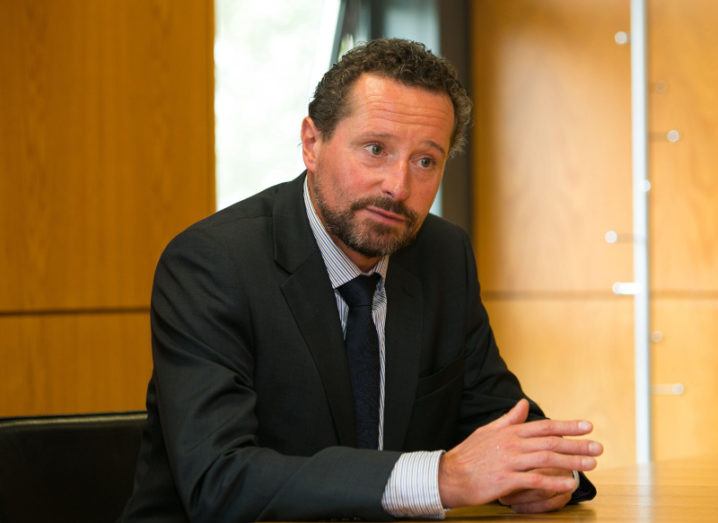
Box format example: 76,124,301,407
338,274,381,449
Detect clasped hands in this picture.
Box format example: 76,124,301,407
438,399,602,513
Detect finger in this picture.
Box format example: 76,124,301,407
490,398,530,430
521,436,603,457
517,418,594,438
514,450,597,472
500,488,554,506
510,471,578,495
500,468,574,504
512,491,572,514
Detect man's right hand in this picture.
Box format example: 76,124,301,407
438,399,602,510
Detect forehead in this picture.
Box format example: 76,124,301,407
341,73,454,145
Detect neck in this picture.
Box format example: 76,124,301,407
330,234,380,273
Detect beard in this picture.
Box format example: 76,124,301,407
310,176,421,258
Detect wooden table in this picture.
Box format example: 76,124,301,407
446,457,718,522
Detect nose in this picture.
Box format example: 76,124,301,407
381,159,411,201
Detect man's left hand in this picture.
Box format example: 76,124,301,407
498,468,577,513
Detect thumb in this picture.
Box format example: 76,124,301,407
492,398,530,429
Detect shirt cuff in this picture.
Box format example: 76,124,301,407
381,451,446,519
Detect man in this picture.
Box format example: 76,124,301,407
122,39,601,522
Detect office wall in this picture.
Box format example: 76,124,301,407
649,0,718,462
471,0,634,468
0,0,215,416
471,0,718,466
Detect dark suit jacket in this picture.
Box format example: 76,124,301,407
122,173,592,522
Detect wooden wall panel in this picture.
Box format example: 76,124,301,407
649,0,718,293
652,299,718,461
0,0,214,311
484,299,635,469
0,0,213,416
471,0,634,467
472,0,632,293
472,0,718,467
648,0,718,461
0,313,152,417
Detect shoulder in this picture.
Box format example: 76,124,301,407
189,180,291,238
165,177,300,254
416,214,470,245
391,214,475,282
409,214,473,261
151,178,306,285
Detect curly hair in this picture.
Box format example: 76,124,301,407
308,38,472,157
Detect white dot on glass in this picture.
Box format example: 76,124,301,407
605,230,618,244
614,31,629,45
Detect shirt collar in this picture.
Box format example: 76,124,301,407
303,176,389,290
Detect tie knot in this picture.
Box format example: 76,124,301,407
338,274,380,308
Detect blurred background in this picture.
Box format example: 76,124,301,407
1,0,716,470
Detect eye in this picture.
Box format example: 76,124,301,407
365,143,384,156
418,157,435,169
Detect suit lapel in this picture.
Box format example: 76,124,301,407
271,174,425,450
273,174,357,447
382,256,423,451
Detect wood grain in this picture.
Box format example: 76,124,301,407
647,0,718,465
649,0,718,292
0,0,213,415
0,313,152,417
471,0,718,470
470,0,635,470
651,298,718,461
446,457,718,522
471,0,632,293
0,0,215,311
483,298,635,468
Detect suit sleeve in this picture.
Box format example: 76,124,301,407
149,227,400,522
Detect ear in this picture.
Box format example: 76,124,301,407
301,116,322,172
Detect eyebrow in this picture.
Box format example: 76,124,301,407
359,132,447,157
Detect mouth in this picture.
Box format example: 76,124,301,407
363,205,408,225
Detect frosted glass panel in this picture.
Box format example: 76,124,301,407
215,1,340,209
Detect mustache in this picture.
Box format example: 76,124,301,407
350,196,418,224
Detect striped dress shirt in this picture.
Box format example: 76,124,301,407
303,180,445,518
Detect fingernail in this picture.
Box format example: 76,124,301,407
589,442,602,454
582,457,596,468
578,421,591,431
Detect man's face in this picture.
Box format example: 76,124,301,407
302,73,454,269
